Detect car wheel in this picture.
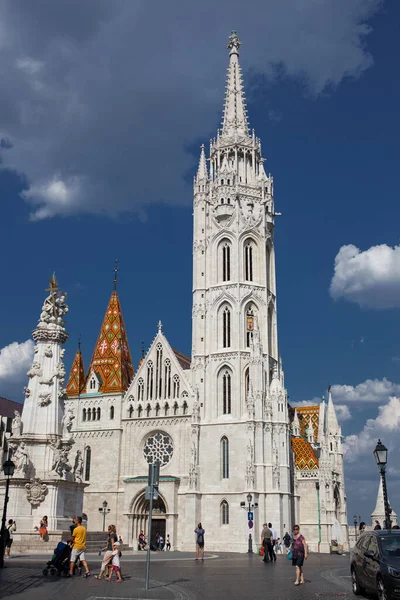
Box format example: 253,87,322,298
377,576,388,600
351,567,363,595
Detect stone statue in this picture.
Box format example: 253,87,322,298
27,362,42,378
188,463,198,489
12,411,22,437
24,386,31,398
44,345,53,358
62,408,75,437
51,441,71,478
73,450,84,483
13,442,30,476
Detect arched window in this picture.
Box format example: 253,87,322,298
173,402,178,416
221,500,229,524
222,243,231,282
246,307,255,348
173,375,180,399
164,403,169,416
222,371,232,414
138,405,143,418
147,362,154,400
110,405,114,420
221,437,229,478
84,447,91,481
155,403,160,417
156,343,163,399
87,408,92,421
128,405,134,418
82,408,87,422
222,306,231,348
182,401,188,415
245,367,250,400
244,242,253,281
146,404,151,417
164,359,171,399
221,198,224,204
97,407,101,420
137,378,144,402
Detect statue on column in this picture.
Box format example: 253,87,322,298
73,450,84,483
12,411,22,437
13,442,31,476
61,408,75,437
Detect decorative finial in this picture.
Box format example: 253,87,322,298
227,30,241,55
78,334,81,352
141,340,145,359
158,320,163,332
113,259,119,291
45,272,59,318
328,385,331,393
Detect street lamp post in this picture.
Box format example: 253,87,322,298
373,439,391,530
241,493,258,553
0,459,15,569
353,515,358,541
98,500,110,531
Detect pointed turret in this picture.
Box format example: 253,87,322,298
307,417,315,444
292,410,300,437
326,385,339,434
195,144,208,182
371,478,398,527
85,290,134,394
221,30,250,138
318,395,326,443
66,344,85,397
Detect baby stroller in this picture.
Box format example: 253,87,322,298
43,541,72,576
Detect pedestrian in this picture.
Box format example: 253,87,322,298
275,538,282,554
138,530,147,550
118,535,123,544
261,523,274,563
359,521,366,533
68,516,91,577
374,520,382,530
393,525,400,529
283,531,291,554
106,541,122,582
4,519,16,558
155,532,160,550
94,525,117,580
194,522,205,561
292,524,308,585
268,522,278,560
39,516,48,541
158,534,164,551
166,534,171,551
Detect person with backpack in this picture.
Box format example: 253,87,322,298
194,523,205,561
4,519,16,558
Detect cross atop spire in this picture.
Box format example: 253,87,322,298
113,259,119,291
221,30,250,139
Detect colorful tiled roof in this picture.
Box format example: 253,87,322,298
66,349,85,397
291,437,319,470
172,349,191,370
86,291,134,394
295,405,320,440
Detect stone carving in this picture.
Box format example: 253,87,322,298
44,345,53,358
27,362,42,378
272,444,280,489
58,387,67,400
39,376,54,386
25,478,48,507
51,441,72,478
13,442,31,476
245,440,255,488
62,408,75,437
24,386,31,398
73,450,84,483
60,349,65,359
11,411,22,437
54,361,66,382
188,463,198,489
38,392,52,407
34,277,69,344
246,389,255,420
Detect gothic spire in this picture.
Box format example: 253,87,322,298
195,144,208,181
221,30,250,138
85,289,134,394
326,385,339,433
66,343,85,397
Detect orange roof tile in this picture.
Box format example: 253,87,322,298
295,405,320,440
291,437,319,470
66,349,85,397
86,291,134,394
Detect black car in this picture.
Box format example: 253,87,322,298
350,530,400,599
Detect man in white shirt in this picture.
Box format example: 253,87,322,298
268,522,277,561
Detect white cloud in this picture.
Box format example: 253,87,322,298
330,244,400,309
331,378,400,404
334,404,352,422
0,0,382,219
0,340,34,382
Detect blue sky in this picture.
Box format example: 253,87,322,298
1,0,399,524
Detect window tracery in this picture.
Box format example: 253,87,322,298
222,370,232,414
143,431,174,467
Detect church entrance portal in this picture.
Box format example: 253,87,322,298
130,492,167,549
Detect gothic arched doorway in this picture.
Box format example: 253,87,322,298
130,491,167,549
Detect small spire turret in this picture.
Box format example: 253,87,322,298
221,30,250,139
195,144,208,182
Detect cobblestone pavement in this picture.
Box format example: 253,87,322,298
0,552,365,600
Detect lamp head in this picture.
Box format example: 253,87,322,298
3,459,15,477
102,500,108,508
373,439,388,467
246,493,252,503
353,514,357,524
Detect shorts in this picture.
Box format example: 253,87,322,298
196,542,204,549
70,548,86,563
111,565,120,571
292,555,304,567
5,539,13,549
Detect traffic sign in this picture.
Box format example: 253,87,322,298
248,520,253,529
248,511,254,520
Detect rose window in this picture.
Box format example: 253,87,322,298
143,432,174,467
